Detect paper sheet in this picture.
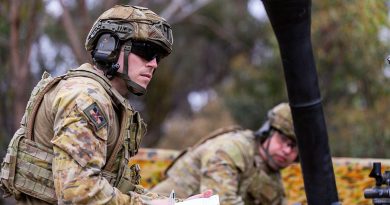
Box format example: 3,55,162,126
176,195,220,205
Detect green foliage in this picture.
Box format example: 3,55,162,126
220,53,287,130
215,0,390,157
141,0,272,145
160,0,287,131
311,0,390,157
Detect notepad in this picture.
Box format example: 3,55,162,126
176,195,220,205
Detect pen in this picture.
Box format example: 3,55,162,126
169,190,175,205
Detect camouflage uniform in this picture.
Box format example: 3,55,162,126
151,128,287,205
46,64,159,205
1,4,173,205
1,64,164,205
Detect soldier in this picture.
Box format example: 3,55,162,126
0,5,210,205
151,102,299,205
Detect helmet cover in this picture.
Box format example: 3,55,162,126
85,5,173,57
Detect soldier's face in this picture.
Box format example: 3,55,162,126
126,52,158,89
114,49,158,96
260,131,298,170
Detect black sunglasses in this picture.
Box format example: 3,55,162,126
131,41,164,63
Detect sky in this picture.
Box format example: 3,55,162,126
45,0,102,17
248,0,267,22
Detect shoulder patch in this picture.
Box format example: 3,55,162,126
83,102,107,130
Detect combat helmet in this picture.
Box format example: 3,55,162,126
255,102,299,163
255,102,296,142
85,5,173,95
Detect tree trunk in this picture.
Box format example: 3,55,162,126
59,0,90,65
9,0,41,130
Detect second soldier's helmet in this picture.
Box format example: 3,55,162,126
255,102,296,142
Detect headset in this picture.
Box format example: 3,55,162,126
92,33,122,77
254,120,271,143
91,32,146,95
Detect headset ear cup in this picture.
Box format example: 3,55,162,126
255,120,271,142
92,33,121,72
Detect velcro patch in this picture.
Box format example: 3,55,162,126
83,102,107,130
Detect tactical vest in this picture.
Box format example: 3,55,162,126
0,66,146,204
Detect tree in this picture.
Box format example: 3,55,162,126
9,0,43,133
311,0,390,157
143,0,273,145
219,0,390,157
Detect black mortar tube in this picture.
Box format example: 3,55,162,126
261,0,340,204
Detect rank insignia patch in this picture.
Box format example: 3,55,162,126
83,102,107,130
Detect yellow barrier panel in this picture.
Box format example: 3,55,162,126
129,148,180,188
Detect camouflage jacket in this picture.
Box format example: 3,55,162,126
155,129,286,205
0,64,162,205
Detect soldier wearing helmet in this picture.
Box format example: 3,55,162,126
84,5,173,96
255,102,298,171
0,5,210,205
151,102,299,205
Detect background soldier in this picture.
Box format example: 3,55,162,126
151,102,299,205
0,5,210,205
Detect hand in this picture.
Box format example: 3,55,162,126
149,190,213,205
185,189,213,200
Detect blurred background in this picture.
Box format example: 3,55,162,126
0,0,390,160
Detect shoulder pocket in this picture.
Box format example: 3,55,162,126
76,96,109,141
82,102,108,131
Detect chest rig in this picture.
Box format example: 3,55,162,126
0,66,146,203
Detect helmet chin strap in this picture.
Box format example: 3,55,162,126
259,133,282,171
116,42,146,96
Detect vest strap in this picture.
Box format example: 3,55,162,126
165,125,243,174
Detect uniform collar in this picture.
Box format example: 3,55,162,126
70,63,124,109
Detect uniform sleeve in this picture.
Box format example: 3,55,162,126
198,140,246,205
50,84,158,205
